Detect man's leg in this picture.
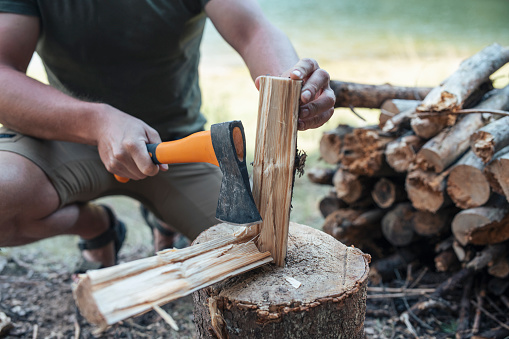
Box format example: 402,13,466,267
0,151,115,267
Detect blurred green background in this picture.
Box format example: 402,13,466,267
5,0,509,271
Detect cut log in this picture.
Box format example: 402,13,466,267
73,226,272,330
379,99,420,129
252,76,301,266
385,132,425,172
469,85,509,163
369,247,420,284
488,254,509,279
483,146,509,202
330,80,431,109
341,127,397,176
406,168,450,213
435,249,460,272
413,208,456,237
451,195,509,246
371,177,406,209
381,202,416,247
318,125,353,164
410,114,456,140
306,167,335,185
193,222,370,339
416,43,509,113
447,150,491,209
483,146,509,196
318,192,347,218
332,168,373,204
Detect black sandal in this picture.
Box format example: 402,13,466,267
139,205,189,250
74,205,127,273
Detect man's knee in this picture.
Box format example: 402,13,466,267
0,151,59,224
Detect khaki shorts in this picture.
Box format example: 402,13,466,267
0,127,222,239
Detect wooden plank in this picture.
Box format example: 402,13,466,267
252,76,301,267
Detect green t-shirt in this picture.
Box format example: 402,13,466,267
0,0,210,140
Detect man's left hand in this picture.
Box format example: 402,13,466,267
256,58,336,131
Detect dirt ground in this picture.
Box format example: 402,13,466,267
1,196,506,338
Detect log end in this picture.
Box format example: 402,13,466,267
447,165,491,209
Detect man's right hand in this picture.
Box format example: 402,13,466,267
94,104,168,181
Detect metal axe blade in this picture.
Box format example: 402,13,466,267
211,121,262,226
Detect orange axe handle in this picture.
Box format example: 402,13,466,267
114,130,219,183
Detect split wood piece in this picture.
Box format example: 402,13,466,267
192,222,370,339
341,127,397,176
379,99,420,130
252,76,301,267
416,43,509,113
413,207,457,237
318,191,347,218
318,125,353,164
452,240,469,262
72,226,272,330
381,202,416,247
306,167,335,185
451,195,509,246
332,168,374,204
330,80,431,109
406,168,450,213
447,150,491,209
416,86,509,173
371,177,406,209
385,132,425,172
469,85,509,163
484,146,509,201
435,249,460,273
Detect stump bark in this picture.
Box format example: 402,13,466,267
192,222,370,339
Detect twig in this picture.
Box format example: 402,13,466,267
348,105,367,121
368,287,435,293
472,278,486,334
471,300,509,331
418,108,509,117
32,324,38,339
368,292,429,299
456,275,473,339
153,304,179,331
408,267,428,289
400,312,419,339
501,295,509,310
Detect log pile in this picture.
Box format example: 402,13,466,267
311,43,509,337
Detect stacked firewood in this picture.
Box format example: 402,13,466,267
311,43,509,312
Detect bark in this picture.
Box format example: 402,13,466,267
193,222,370,339
447,150,491,209
385,132,425,172
330,80,431,109
252,76,301,266
469,85,509,163
318,124,353,164
451,195,509,246
435,249,460,273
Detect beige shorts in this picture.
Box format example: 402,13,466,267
0,127,222,239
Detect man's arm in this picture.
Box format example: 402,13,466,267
0,13,164,180
205,0,335,131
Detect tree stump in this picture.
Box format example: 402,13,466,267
192,222,370,339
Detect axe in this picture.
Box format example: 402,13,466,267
115,120,262,226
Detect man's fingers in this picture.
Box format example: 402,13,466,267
298,107,335,131
288,58,319,81
299,87,335,118
300,68,330,104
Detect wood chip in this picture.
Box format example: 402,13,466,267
285,276,302,289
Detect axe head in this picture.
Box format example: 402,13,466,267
211,121,262,226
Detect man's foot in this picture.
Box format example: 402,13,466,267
75,205,126,273
139,206,189,252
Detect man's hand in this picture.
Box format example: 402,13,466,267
94,104,168,181
256,58,335,131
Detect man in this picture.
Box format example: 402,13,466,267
0,0,335,270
